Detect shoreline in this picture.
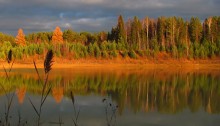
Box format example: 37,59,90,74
0,59,220,69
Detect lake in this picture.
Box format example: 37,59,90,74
0,66,220,126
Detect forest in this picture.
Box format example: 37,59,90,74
0,15,220,60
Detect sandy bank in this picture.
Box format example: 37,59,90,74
0,58,220,69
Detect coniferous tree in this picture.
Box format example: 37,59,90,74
189,17,202,43
15,28,26,46
52,26,63,44
203,17,212,42
117,15,127,44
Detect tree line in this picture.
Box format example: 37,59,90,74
0,15,220,60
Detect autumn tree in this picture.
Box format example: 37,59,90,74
52,26,63,44
15,28,26,46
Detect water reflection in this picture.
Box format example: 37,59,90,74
0,67,220,115
16,85,27,104
52,86,64,103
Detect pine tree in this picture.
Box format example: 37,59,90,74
203,17,212,42
210,17,219,44
15,28,26,46
52,26,63,44
189,17,202,43
117,15,127,43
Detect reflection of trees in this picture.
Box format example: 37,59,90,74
52,86,64,103
0,70,220,114
16,85,27,104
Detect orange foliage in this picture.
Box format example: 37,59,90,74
52,87,64,103
15,28,26,46
16,86,27,104
52,26,63,44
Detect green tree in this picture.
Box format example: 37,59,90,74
117,15,127,43
157,17,166,51
189,17,202,43
131,16,142,50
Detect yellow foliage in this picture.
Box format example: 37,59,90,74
15,28,26,46
16,86,27,104
52,87,64,103
52,26,63,44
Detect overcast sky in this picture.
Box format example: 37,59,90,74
0,0,219,35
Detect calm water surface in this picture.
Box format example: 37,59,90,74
0,67,220,126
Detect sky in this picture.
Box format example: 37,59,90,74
0,0,219,35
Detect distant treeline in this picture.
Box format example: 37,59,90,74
0,15,220,60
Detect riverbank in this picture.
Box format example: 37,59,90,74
0,58,220,69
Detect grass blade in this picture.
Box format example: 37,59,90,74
41,73,49,103
3,65,9,80
9,59,15,73
76,109,80,123
41,86,51,106
17,110,21,125
28,98,39,117
70,91,75,105
33,60,41,81
72,118,77,126
8,93,15,111
0,84,9,99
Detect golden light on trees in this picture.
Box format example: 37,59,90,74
52,26,63,44
15,28,26,46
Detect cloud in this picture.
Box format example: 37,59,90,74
0,0,219,35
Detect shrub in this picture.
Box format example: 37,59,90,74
199,45,207,59
121,51,128,58
82,46,89,58
93,43,101,58
88,43,94,57
136,50,144,57
188,45,194,59
109,41,117,51
171,45,178,58
110,50,117,58
117,42,126,51
128,50,137,59
0,52,5,59
102,51,108,58
55,50,62,57
145,49,151,57
100,41,108,51
36,45,44,55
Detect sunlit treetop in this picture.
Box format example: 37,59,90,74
15,28,26,46
52,26,63,44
